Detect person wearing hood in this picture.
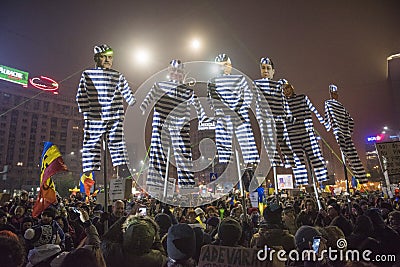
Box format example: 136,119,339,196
250,203,295,254
101,214,167,267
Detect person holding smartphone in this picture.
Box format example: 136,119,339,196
294,225,328,265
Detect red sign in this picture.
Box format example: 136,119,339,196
29,76,59,94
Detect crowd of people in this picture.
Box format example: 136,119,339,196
0,189,400,266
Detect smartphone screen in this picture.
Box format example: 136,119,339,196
139,207,147,215
312,237,321,253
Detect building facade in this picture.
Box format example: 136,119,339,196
0,84,83,193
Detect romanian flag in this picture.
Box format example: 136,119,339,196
32,142,68,217
229,196,237,207
351,176,361,191
80,171,95,198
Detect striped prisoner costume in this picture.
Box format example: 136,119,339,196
253,78,296,167
324,99,367,183
76,67,135,173
208,74,259,164
141,80,206,187
286,94,328,185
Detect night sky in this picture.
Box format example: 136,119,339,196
1,0,400,170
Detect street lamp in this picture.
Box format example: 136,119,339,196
191,38,201,50
134,49,150,65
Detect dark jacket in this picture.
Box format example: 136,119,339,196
101,216,167,267
250,223,295,253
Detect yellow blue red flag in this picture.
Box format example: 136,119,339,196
32,142,68,217
80,171,95,198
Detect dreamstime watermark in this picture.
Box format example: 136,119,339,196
257,239,396,263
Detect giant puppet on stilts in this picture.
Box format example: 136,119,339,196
140,60,208,190
253,57,296,169
282,83,328,186
324,84,368,184
207,54,259,165
76,44,136,177
252,57,298,198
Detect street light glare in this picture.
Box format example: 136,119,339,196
191,39,201,50
135,49,150,64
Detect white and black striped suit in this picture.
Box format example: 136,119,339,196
76,67,135,173
253,78,296,167
324,99,367,183
208,74,259,164
286,94,328,185
141,80,206,187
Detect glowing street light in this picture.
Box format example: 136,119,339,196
134,49,150,64
191,38,201,50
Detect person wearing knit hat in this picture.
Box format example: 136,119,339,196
122,216,157,255
206,216,220,228
205,216,219,242
294,225,322,252
154,213,172,239
207,54,259,165
41,206,56,220
294,226,329,264
76,44,136,177
324,83,368,184
217,217,242,246
38,206,65,250
253,57,296,170
167,223,196,264
250,203,295,253
262,202,283,225
101,215,167,267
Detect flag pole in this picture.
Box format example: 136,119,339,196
305,153,322,210
163,146,171,201
341,151,350,195
235,148,248,224
103,136,109,232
